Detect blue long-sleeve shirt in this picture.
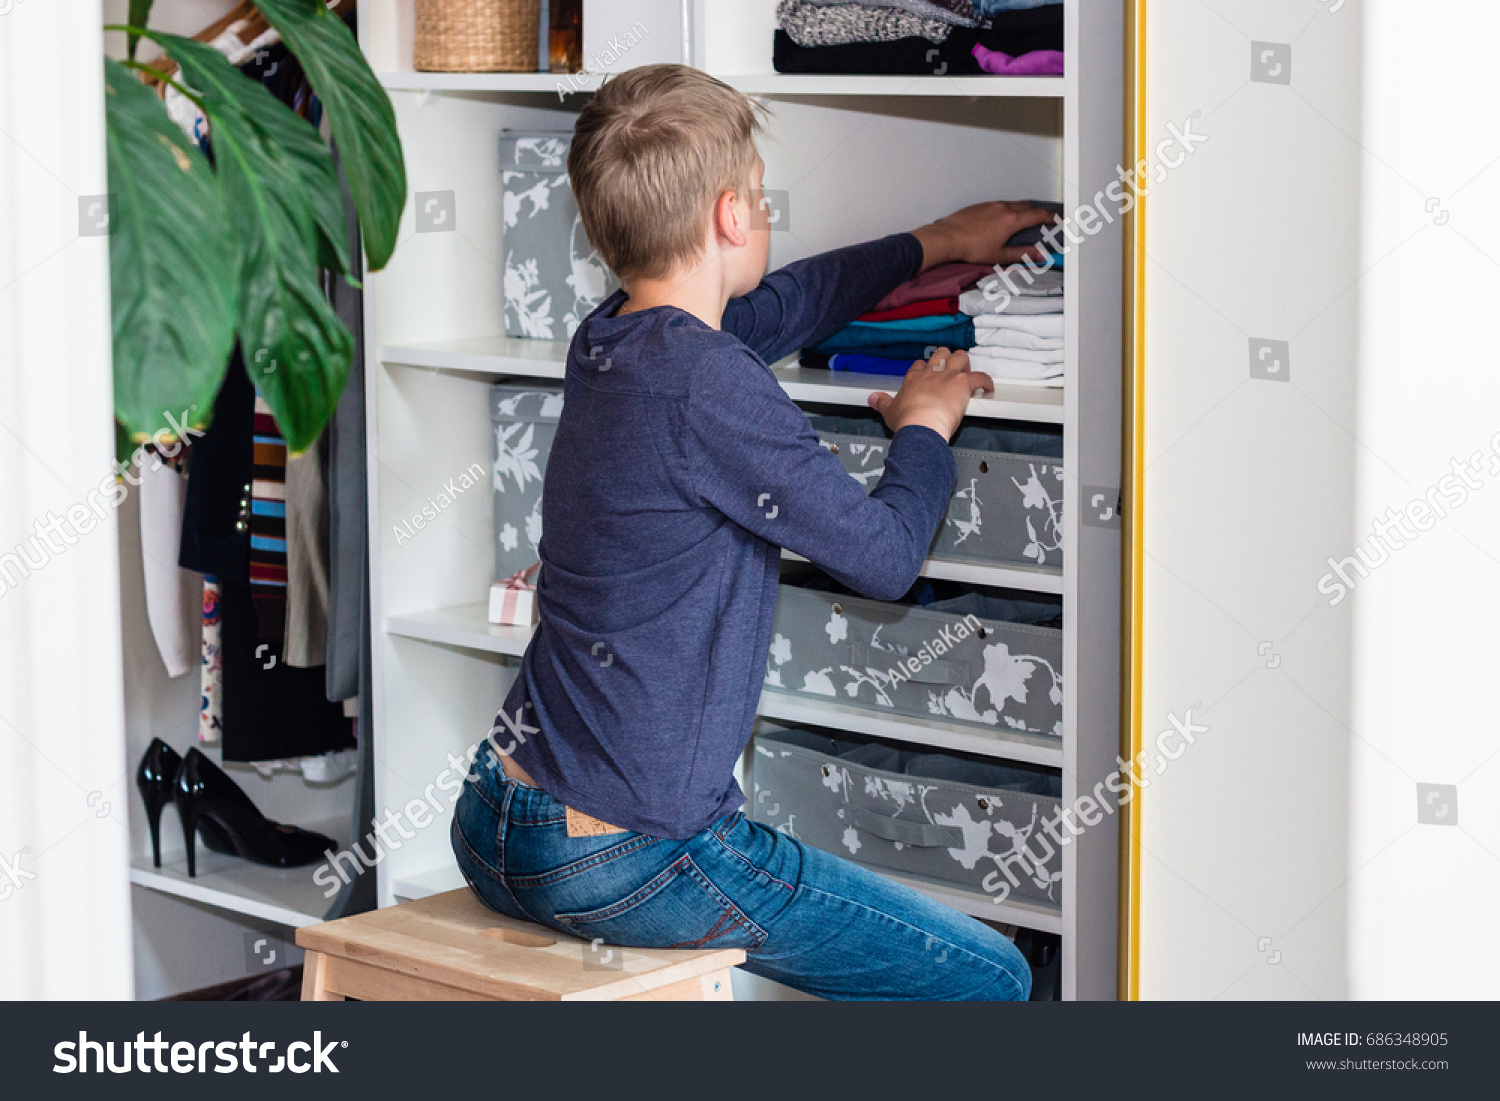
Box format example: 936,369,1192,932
500,233,957,838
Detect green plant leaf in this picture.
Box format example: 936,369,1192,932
104,58,236,444
126,0,154,60
151,31,352,279
254,0,406,270
151,33,354,453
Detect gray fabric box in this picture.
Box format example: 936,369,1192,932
765,585,1064,738
810,415,1064,571
499,130,616,341
750,724,1064,905
490,383,563,580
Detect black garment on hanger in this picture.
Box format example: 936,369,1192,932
179,350,253,582
218,576,354,763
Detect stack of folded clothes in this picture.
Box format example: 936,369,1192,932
802,262,987,375
774,0,1063,77
800,202,1066,387
961,267,1064,386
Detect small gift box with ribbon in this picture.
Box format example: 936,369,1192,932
488,562,540,626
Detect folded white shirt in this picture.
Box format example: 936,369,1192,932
969,326,1063,351
968,338,1062,363
981,374,1063,389
972,311,1065,338
966,347,1065,381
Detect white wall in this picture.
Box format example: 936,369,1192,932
0,0,133,1000
1346,0,1500,999
1138,0,1362,999
1139,0,1500,1001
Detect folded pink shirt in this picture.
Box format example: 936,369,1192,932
870,262,992,312
972,46,1064,76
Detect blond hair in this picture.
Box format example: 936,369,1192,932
568,64,766,282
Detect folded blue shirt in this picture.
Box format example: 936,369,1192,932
813,315,976,357
502,234,958,839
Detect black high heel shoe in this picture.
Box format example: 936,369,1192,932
135,738,180,868
174,747,337,878
137,740,247,869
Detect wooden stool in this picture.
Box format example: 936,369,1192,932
296,889,744,1001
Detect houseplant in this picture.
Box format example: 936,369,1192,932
105,0,406,454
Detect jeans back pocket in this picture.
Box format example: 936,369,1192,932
555,853,768,952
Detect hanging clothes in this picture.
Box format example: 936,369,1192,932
199,576,223,744
218,575,353,763
323,143,367,705
248,395,289,643
282,438,330,668
179,38,358,763
179,350,253,584
139,450,202,677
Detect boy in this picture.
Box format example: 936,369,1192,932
453,64,1057,1000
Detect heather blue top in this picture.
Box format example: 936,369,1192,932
501,233,958,838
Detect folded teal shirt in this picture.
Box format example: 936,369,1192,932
813,314,976,356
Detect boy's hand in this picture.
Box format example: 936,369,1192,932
866,348,993,441
911,201,1060,270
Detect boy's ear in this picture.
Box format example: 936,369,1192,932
714,188,749,250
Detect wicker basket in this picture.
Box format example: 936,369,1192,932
414,0,541,73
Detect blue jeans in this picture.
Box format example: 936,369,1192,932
451,746,1032,1001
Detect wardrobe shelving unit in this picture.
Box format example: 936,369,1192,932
127,815,349,928
357,0,1122,999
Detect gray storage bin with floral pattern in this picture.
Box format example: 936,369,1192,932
750,723,1063,905
500,130,616,341
809,415,1064,571
491,383,564,580
765,585,1064,738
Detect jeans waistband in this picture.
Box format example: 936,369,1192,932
476,745,567,824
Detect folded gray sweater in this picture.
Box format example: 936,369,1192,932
777,0,954,48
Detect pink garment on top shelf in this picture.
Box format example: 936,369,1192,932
972,46,1064,76
870,262,993,312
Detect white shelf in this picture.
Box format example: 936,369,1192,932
128,815,347,929
771,366,1063,425
377,71,1062,99
379,71,605,93
390,859,1058,934
382,605,1061,768
715,74,1065,99
381,335,568,380
381,338,1064,425
387,602,531,657
781,549,1062,595
756,688,1061,769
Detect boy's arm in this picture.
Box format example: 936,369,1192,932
721,233,925,366
690,350,957,601
723,201,1059,364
